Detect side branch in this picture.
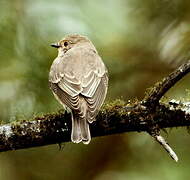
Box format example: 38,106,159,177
144,61,190,106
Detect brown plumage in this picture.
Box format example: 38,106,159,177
49,34,108,144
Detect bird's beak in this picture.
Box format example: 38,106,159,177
50,43,61,48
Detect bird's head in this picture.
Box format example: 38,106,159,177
51,34,94,54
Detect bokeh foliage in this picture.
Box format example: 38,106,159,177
0,0,190,179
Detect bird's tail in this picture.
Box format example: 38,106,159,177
71,99,91,144
71,115,91,144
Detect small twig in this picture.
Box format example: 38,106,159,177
148,125,178,162
154,135,178,162
149,129,178,162
144,61,190,106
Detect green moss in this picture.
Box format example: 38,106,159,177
103,99,126,110
144,81,162,100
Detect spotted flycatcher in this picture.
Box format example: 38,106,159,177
49,34,108,144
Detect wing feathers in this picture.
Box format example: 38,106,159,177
50,83,80,110
86,74,108,123
58,77,82,97
58,70,103,98
50,73,108,124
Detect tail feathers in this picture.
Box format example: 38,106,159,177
71,114,91,144
87,111,96,123
71,114,82,143
79,117,91,144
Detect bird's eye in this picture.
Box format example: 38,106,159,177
64,41,68,47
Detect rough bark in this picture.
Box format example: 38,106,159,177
0,100,189,152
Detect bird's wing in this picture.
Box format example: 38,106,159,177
81,70,101,97
49,50,83,97
58,73,82,97
49,51,82,111
84,73,108,123
49,82,80,111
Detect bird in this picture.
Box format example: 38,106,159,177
49,34,108,144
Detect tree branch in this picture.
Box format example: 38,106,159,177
144,60,190,107
0,100,189,152
0,61,189,162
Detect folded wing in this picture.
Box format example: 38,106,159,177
49,48,108,120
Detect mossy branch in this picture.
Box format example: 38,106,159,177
0,100,189,153
0,61,189,161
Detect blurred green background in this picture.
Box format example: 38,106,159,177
0,0,190,179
